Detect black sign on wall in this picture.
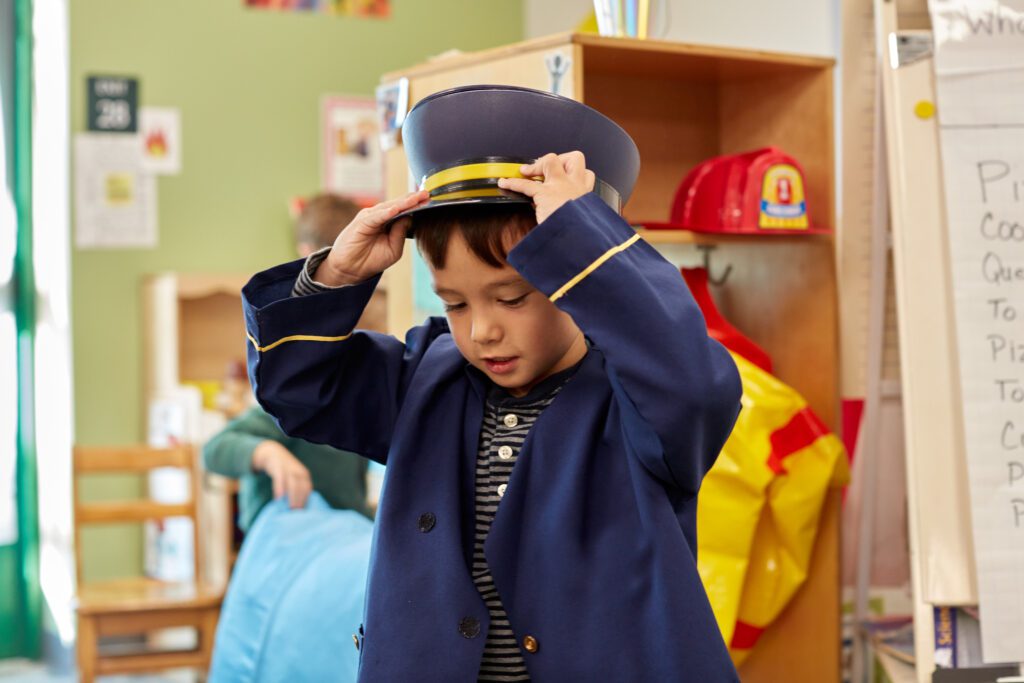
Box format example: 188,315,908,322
87,75,138,133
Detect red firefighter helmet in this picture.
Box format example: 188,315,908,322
642,147,830,235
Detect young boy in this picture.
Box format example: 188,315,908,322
242,86,742,681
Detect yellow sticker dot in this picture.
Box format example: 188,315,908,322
914,100,936,120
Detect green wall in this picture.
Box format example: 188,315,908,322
70,0,523,579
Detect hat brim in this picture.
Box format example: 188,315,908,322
388,187,533,236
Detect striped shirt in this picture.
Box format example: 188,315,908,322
292,246,336,296
474,368,578,683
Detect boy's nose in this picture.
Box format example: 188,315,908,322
470,316,502,345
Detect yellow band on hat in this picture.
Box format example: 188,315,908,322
429,188,507,201
422,162,539,193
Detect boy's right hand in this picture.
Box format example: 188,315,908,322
314,190,430,287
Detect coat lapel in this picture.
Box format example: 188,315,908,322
482,350,609,611
460,366,487,570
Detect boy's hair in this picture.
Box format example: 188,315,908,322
295,193,361,250
414,204,536,269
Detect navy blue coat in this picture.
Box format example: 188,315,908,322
242,193,743,682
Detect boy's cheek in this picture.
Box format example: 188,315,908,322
447,322,473,357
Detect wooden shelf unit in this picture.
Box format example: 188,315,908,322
634,227,834,245
382,32,840,683
143,273,252,589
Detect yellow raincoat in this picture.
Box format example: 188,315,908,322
697,352,849,664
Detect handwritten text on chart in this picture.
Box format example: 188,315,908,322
941,130,1024,661
931,0,1024,663
960,155,1024,529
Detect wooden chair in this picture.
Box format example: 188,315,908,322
73,445,224,683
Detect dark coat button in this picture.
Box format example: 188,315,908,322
458,617,481,639
418,512,436,533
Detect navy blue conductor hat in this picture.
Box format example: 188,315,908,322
393,84,640,230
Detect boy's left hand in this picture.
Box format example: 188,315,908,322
498,151,596,224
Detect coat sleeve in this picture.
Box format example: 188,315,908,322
507,193,743,497
242,257,439,465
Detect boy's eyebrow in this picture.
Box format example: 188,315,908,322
432,278,529,297
483,277,529,291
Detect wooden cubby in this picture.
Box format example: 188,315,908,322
382,32,840,682
142,273,252,588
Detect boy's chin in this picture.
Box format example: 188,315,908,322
482,367,536,397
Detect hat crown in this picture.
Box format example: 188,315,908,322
402,85,640,205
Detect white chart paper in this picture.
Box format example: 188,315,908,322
930,0,1024,662
74,133,157,249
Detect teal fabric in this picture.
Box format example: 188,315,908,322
209,492,372,682
203,407,370,531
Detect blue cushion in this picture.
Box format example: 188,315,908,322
210,492,373,682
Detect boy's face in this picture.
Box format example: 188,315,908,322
430,231,586,397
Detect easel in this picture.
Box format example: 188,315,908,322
855,0,1024,679
849,14,893,681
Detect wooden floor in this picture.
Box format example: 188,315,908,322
0,659,198,683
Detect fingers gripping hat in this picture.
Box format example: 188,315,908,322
394,85,640,230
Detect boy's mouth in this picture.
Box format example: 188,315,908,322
482,356,519,375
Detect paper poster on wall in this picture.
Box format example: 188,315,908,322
244,0,389,17
930,0,1024,663
139,107,181,175
74,133,157,249
375,78,408,152
322,95,384,203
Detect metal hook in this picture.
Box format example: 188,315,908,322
696,245,733,286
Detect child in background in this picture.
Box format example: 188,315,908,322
208,195,385,683
242,86,743,681
203,193,383,528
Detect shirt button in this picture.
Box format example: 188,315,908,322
522,634,539,653
352,634,360,651
503,413,519,428
418,512,436,533
458,617,481,639
498,445,514,460
497,483,507,498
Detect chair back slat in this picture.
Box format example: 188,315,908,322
73,444,201,585
74,446,192,473
76,501,195,525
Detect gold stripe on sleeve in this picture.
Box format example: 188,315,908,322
548,233,642,303
247,332,352,353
